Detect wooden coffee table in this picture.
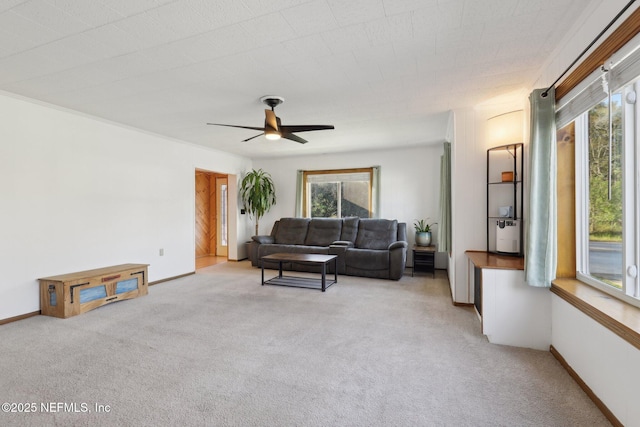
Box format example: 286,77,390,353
261,253,337,292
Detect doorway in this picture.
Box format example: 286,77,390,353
195,170,228,269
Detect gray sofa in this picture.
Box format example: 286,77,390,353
248,217,407,280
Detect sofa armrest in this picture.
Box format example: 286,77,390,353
328,244,348,274
388,241,407,280
252,235,274,244
388,241,408,250
331,240,354,247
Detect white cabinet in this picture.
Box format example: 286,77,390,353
467,251,551,350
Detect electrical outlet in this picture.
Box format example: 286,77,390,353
159,248,164,256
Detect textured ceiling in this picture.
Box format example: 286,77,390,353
0,0,593,158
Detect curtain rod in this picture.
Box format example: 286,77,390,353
541,0,637,98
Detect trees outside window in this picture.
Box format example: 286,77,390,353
304,168,372,218
586,93,623,288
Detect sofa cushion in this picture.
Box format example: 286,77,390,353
274,218,310,245
259,244,330,258
345,248,389,270
355,219,398,250
304,218,342,246
340,217,360,242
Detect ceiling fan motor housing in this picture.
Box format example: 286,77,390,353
260,95,284,110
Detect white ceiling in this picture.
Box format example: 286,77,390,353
0,0,593,158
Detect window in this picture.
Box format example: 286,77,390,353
573,80,639,303
555,34,640,306
302,168,374,218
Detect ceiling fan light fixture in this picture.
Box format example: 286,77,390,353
264,128,281,140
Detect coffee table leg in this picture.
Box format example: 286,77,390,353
278,261,283,278
334,258,337,283
321,262,326,292
261,262,264,286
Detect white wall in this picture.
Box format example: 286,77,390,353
450,108,484,302
552,296,640,427
450,95,527,303
0,92,252,320
252,144,446,267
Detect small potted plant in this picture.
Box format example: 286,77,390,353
414,219,437,246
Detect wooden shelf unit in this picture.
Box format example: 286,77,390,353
39,264,149,318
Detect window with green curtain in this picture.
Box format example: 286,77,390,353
295,167,380,218
556,39,640,306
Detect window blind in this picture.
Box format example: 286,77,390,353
556,34,640,129
306,172,370,183
556,72,606,129
609,42,640,91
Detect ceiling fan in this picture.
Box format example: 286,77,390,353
207,96,334,144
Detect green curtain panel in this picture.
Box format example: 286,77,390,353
525,88,557,287
295,170,304,217
438,142,452,253
371,166,381,218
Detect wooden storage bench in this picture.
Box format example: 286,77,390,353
39,264,149,318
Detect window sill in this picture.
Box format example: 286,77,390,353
551,278,640,350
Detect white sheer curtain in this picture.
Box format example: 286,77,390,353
525,88,557,287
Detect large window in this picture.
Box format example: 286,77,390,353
303,168,374,218
573,80,639,303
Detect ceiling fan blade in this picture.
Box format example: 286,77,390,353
242,133,264,142
207,123,265,131
264,110,279,131
279,125,334,133
281,132,308,144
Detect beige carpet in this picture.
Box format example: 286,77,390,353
0,262,609,426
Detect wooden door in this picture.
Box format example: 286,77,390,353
195,172,211,257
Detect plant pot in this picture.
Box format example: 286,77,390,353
416,231,431,246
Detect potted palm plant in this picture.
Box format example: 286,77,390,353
414,219,437,246
240,169,276,236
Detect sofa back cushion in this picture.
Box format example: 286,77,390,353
355,219,398,249
304,218,342,246
274,218,310,245
269,220,279,237
340,217,360,242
